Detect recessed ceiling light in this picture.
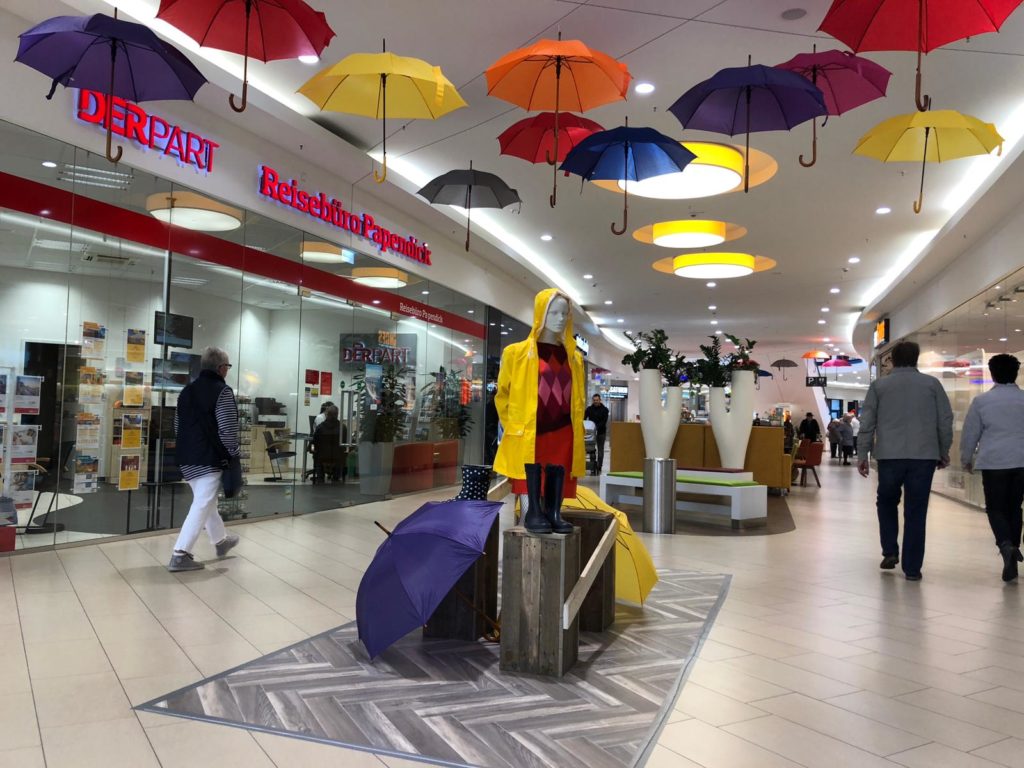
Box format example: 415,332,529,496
818,319,827,324
848,256,861,264
583,273,593,279
710,320,718,325
501,331,509,336
604,300,613,305
1000,337,1009,342
821,307,830,312
489,323,496,326
634,82,655,95
653,219,727,248
830,287,841,294
708,305,717,310
714,329,723,334
823,337,831,342
781,8,808,20
298,54,320,65
371,300,381,305
875,206,892,215
540,234,553,241
1016,328,1022,332
616,318,624,323
467,309,474,314
146,191,242,231
351,267,407,288
41,161,57,168
301,242,355,264
706,281,717,288
422,290,430,295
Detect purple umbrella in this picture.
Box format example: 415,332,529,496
776,47,891,167
668,61,827,191
17,13,207,163
356,499,502,659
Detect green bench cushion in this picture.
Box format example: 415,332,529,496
608,471,760,488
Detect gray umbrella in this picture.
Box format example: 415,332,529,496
417,161,520,251
770,358,798,380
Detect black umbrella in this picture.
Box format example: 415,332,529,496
417,162,520,251
770,358,798,380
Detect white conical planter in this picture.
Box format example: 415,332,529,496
709,369,755,469
638,368,682,459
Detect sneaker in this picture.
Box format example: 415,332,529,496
999,543,1018,582
880,555,899,570
905,573,922,581
167,552,204,572
215,533,240,558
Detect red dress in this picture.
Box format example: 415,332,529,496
510,342,577,499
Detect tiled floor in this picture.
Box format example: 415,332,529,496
2,461,1023,767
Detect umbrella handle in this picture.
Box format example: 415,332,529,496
230,2,251,113
374,155,388,184
913,126,929,214
610,188,627,235
799,119,817,168
105,45,122,164
105,121,122,164
374,74,388,183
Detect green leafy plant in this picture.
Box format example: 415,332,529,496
724,334,760,376
353,364,409,443
663,353,689,387
689,335,730,389
420,366,474,439
621,329,684,385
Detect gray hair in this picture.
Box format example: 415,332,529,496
325,404,339,420
200,346,230,371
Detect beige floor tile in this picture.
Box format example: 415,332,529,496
694,638,752,661
898,687,1024,738
41,718,159,768
844,652,997,696
16,591,82,618
25,636,112,679
287,609,349,635
718,654,860,699
971,737,1024,767
32,671,134,728
120,670,205,707
146,720,276,767
656,717,804,767
0,746,45,768
642,744,704,768
182,639,261,676
687,659,790,702
225,613,309,648
158,611,246,646
673,682,770,726
781,652,928,697
89,612,171,646
706,625,808,659
251,731,385,767
101,635,199,680
18,611,96,644
970,685,1024,714
724,714,897,768
889,741,1008,767
0,692,41,750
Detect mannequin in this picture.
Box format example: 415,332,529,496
494,288,586,534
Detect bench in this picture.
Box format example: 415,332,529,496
601,470,767,528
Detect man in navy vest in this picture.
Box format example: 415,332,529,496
168,346,241,572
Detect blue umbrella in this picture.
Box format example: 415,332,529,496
668,62,826,191
560,120,696,235
356,499,502,659
17,13,207,163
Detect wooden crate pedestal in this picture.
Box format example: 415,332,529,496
500,526,580,677
423,518,499,641
561,509,616,632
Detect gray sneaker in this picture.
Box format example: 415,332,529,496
167,552,204,572
215,533,240,558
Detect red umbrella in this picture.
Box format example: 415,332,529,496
819,0,1024,111
776,47,891,166
157,0,335,112
498,112,604,165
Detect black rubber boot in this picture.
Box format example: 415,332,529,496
523,463,552,534
999,541,1018,582
544,464,574,534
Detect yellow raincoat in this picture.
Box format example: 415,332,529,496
493,288,586,480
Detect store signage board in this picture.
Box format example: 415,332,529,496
339,332,417,369
574,333,589,356
806,376,827,387
74,90,219,173
873,318,890,349
258,166,432,268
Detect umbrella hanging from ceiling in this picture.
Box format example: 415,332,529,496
299,43,467,183
819,0,1024,111
417,162,521,251
668,59,827,191
16,12,207,163
854,108,1003,213
560,120,696,235
498,112,605,165
485,35,631,207
156,0,335,113
775,47,891,167
770,357,798,380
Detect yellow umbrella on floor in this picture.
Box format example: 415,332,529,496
854,109,1003,214
298,43,467,183
563,486,659,604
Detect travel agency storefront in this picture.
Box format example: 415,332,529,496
0,43,617,552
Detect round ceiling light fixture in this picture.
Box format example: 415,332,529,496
350,267,408,288
652,219,727,249
301,241,355,264
298,54,320,65
616,142,743,199
673,253,755,279
146,191,242,232
634,82,655,95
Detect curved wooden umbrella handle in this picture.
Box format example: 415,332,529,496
913,126,930,215
229,78,248,113
374,155,388,184
374,74,388,184
610,185,627,235
105,121,123,164
105,45,122,163
799,119,817,168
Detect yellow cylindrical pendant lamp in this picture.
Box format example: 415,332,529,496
652,219,727,248
673,253,755,279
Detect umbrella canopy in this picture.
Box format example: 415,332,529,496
819,0,1024,110
802,349,831,359
560,122,696,234
485,36,630,206
16,13,207,163
854,109,1003,212
157,0,335,113
775,48,891,166
822,358,851,367
669,63,826,190
417,163,521,251
771,357,798,380
562,486,658,604
356,499,503,659
498,112,604,165
299,48,466,183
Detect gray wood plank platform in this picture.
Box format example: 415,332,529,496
139,570,729,768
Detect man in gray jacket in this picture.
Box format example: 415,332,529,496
858,341,953,581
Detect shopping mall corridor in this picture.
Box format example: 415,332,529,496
3,460,1024,768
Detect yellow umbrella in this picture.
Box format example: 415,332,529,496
563,486,659,605
298,46,466,183
854,109,1003,214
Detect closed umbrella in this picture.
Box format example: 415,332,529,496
417,163,521,251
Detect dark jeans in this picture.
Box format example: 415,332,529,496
595,431,606,474
982,468,1024,548
841,445,853,464
830,441,839,459
877,459,937,577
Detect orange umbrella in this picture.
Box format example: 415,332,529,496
486,34,630,206
802,349,831,359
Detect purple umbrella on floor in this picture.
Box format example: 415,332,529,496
356,498,502,659
16,13,207,163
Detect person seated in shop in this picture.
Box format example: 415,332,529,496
310,404,346,483
314,400,336,429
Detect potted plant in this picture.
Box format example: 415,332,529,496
354,364,409,495
622,329,684,459
709,334,759,469
421,366,474,441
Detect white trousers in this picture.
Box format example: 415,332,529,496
173,472,226,554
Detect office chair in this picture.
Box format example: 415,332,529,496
263,430,296,482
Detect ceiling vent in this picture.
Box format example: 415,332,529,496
81,251,137,268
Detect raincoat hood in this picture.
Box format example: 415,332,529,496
530,288,574,349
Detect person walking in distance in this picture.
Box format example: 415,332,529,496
857,341,953,581
798,411,821,442
167,346,241,572
959,354,1024,582
584,394,610,475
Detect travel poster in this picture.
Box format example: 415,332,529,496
123,371,145,407
73,472,98,494
13,375,42,414
79,366,103,404
75,412,101,449
320,371,332,396
304,387,311,407
82,321,107,359
0,372,7,414
126,329,146,363
9,425,38,465
121,414,143,449
118,454,141,491
305,369,319,385
75,454,99,474
6,470,35,510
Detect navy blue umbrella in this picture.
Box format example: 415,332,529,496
560,121,695,234
16,13,207,162
668,63,826,191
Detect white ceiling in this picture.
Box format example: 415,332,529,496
6,0,1024,365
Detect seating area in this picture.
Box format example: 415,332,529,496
793,439,825,487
